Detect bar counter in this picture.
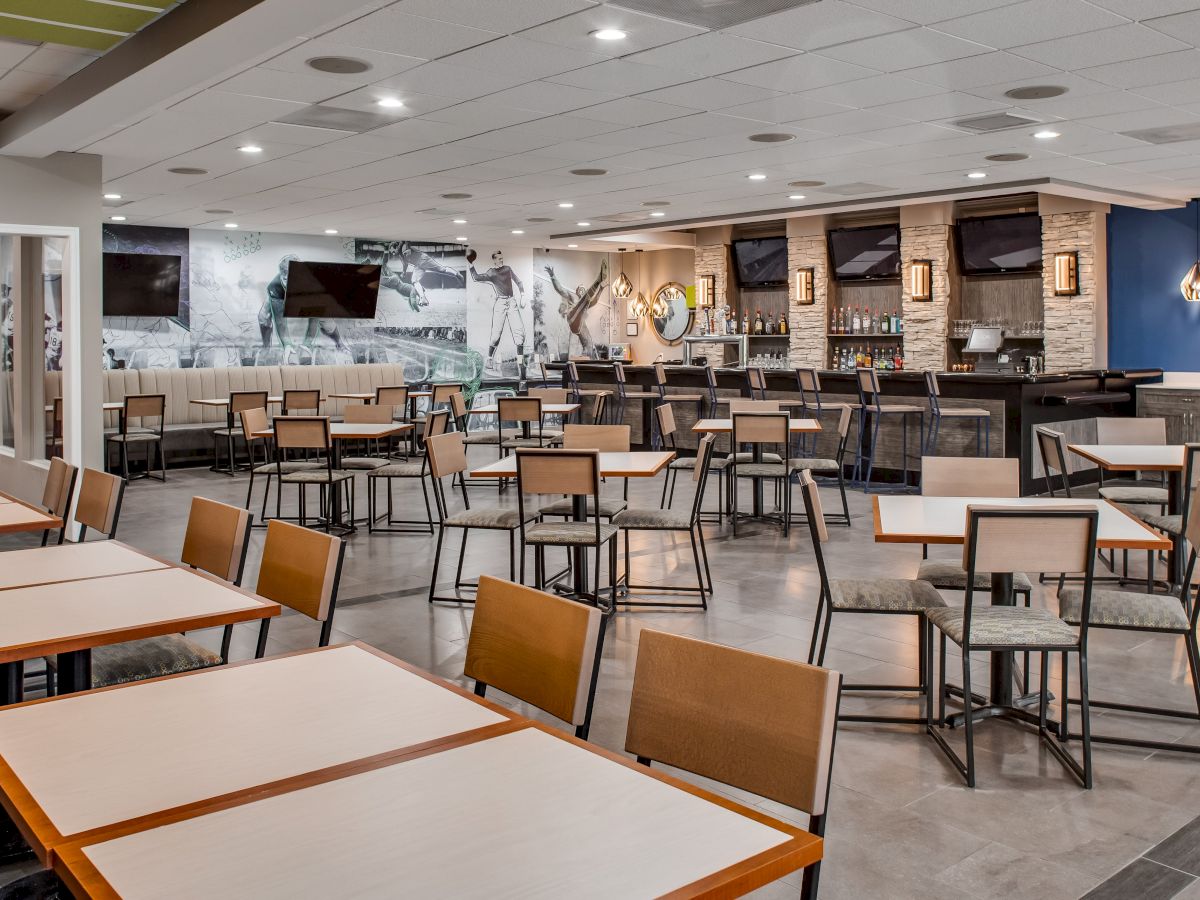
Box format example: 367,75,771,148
551,363,1162,494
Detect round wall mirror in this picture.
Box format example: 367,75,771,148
650,282,692,344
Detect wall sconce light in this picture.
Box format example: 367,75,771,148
697,273,714,308
613,270,633,299
1054,251,1079,296
794,267,814,305
630,292,649,317
909,259,932,301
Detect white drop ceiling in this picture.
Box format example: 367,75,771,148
13,0,1200,247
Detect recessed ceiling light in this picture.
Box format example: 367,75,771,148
967,172,987,179
110,215,126,221
376,97,404,109
167,167,207,175
225,223,238,229
570,168,607,176
747,173,767,180
307,56,370,74
324,229,339,235
789,194,806,200
577,221,590,227
452,218,467,224
558,202,574,208
511,229,524,235
455,236,468,241
1034,130,1060,140
103,193,121,200
1004,84,1067,100
238,145,263,154
649,211,665,217
567,244,578,248
748,132,795,143
591,28,627,40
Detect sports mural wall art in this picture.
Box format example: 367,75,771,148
98,225,619,384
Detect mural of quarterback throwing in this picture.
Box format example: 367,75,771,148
545,257,608,356
258,255,347,356
468,249,525,377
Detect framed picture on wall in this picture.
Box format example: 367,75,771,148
626,321,639,337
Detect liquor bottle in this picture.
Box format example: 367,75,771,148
867,309,875,333
830,308,837,334
865,345,873,368
851,306,860,334
754,309,764,334
742,312,749,334
779,314,788,335
837,307,845,334
895,348,904,371
765,312,775,335
895,309,903,333
880,309,890,334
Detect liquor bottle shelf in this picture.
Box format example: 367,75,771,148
826,332,903,338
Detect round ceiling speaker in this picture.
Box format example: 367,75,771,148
748,132,795,143
527,217,553,223
440,192,472,199
307,56,371,74
788,180,825,188
985,152,1029,162
168,167,207,175
570,168,607,176
205,209,234,215
642,200,670,207
1004,85,1067,100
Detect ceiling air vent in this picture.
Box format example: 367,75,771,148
1122,123,1200,145
275,106,393,133
607,0,819,29
952,113,1041,133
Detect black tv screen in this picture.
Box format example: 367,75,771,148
828,225,900,280
102,252,181,317
732,237,787,286
283,261,381,319
957,213,1042,274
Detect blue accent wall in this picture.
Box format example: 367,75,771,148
1108,199,1200,370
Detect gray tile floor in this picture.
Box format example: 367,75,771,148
7,459,1200,900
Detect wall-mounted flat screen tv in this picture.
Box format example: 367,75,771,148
731,237,787,286
102,252,182,317
828,225,900,280
956,213,1043,274
283,261,381,319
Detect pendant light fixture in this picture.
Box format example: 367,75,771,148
634,250,653,317
1182,198,1200,302
612,249,633,300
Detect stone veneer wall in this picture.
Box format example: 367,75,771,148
900,224,951,371
691,243,729,364
787,234,828,366
1041,211,1097,371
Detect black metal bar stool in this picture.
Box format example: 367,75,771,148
923,370,990,456
854,368,923,493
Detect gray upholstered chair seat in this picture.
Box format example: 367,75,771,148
829,578,946,612
612,507,691,529
253,460,323,475
1059,586,1189,630
105,432,161,443
461,430,519,445
732,452,783,463
916,562,1033,593
103,426,152,436
927,606,1079,648
443,507,537,530
280,469,354,484
500,436,554,449
339,457,389,470
539,497,628,518
1099,485,1169,505
734,462,788,478
787,457,840,474
367,462,425,477
670,455,730,470
89,635,222,687
211,426,244,438
1138,511,1181,535
524,521,618,545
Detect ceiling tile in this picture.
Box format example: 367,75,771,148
420,99,545,130
1133,76,1200,104
441,35,605,80
239,122,355,147
218,66,345,104
883,91,1007,121
844,0,1026,26
392,0,595,33
798,73,944,108
1079,48,1200,87
715,94,853,125
317,87,457,117
964,72,1114,103
1077,105,1200,133
799,108,917,135
1004,90,1154,121
570,96,695,127
820,27,990,72
902,50,1057,88
1012,23,1188,69
932,0,1130,49
725,0,913,50
1143,9,1200,44
373,62,531,100
515,6,704,55
0,69,63,96
549,59,690,93
15,45,96,78
635,78,782,111
722,54,880,91
482,81,618,114
323,9,500,60
622,33,795,77
0,37,35,69
1088,0,1200,18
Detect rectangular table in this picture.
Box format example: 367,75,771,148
188,397,283,408
0,566,279,701
692,417,822,434
0,542,167,591
54,725,818,899
0,493,61,535
0,643,513,864
468,403,580,416
873,495,1170,726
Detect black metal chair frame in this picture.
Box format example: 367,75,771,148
658,405,727,523
729,411,792,536
213,390,268,476
854,368,921,494
253,540,346,656
274,417,354,533
106,394,167,482
366,409,446,534
923,370,989,457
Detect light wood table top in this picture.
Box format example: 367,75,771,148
55,725,817,900
249,422,413,441
693,417,822,434
0,643,512,864
468,403,580,415
1067,444,1186,472
470,450,674,479
0,566,279,666
327,392,375,401
0,492,60,535
0,542,167,591
189,397,283,408
44,403,123,413
873,495,1171,551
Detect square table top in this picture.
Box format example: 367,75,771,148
693,417,822,434
55,725,818,900
468,403,580,415
873,495,1171,551
0,493,61,535
250,422,413,441
0,566,279,665
1067,444,1186,472
44,403,123,413
327,392,375,401
189,397,283,407
0,643,512,863
470,450,674,479
0,542,167,591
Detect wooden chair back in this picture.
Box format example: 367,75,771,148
798,470,830,543
796,367,820,393
733,411,788,445
515,449,600,496
1095,416,1166,445
273,416,330,451
728,399,778,413
123,394,165,432
590,393,608,425
431,383,463,407
655,403,677,441
626,629,842,817
255,519,344,629
965,505,1097,577
281,389,320,414
835,405,852,440
42,456,77,519
181,496,251,584
612,361,628,384
343,403,394,424
375,385,408,410
653,362,669,387
498,396,542,424
563,423,630,451
528,387,569,404
75,467,125,539
746,366,767,395
1035,426,1071,495
239,407,269,443
229,390,267,415
465,575,603,730
922,457,1019,498
448,390,467,421
426,431,468,479
424,408,450,441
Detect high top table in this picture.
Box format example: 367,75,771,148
874,495,1170,727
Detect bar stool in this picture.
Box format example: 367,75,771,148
747,366,806,414
795,367,856,458
653,363,706,424
854,368,923,493
564,361,611,424
613,361,662,447
923,371,990,456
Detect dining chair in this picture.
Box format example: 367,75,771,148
106,394,167,482
426,432,535,603
787,405,853,528
366,408,448,534
253,519,346,655
625,628,842,900
746,366,805,411
730,411,791,535
927,505,1099,788
498,396,549,452
465,575,605,740
212,390,267,476
1093,417,1169,522
1132,443,1200,592
799,470,945,727
657,404,728,519
74,467,126,540
727,399,783,464
280,389,321,416
338,403,395,470
240,407,320,522
40,456,77,546
538,424,631,521
613,434,716,609
273,417,354,531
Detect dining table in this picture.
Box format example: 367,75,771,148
0,491,61,537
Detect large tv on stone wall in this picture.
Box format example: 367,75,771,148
282,260,381,319
827,225,901,280
956,213,1043,274
102,252,182,317
731,237,788,286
